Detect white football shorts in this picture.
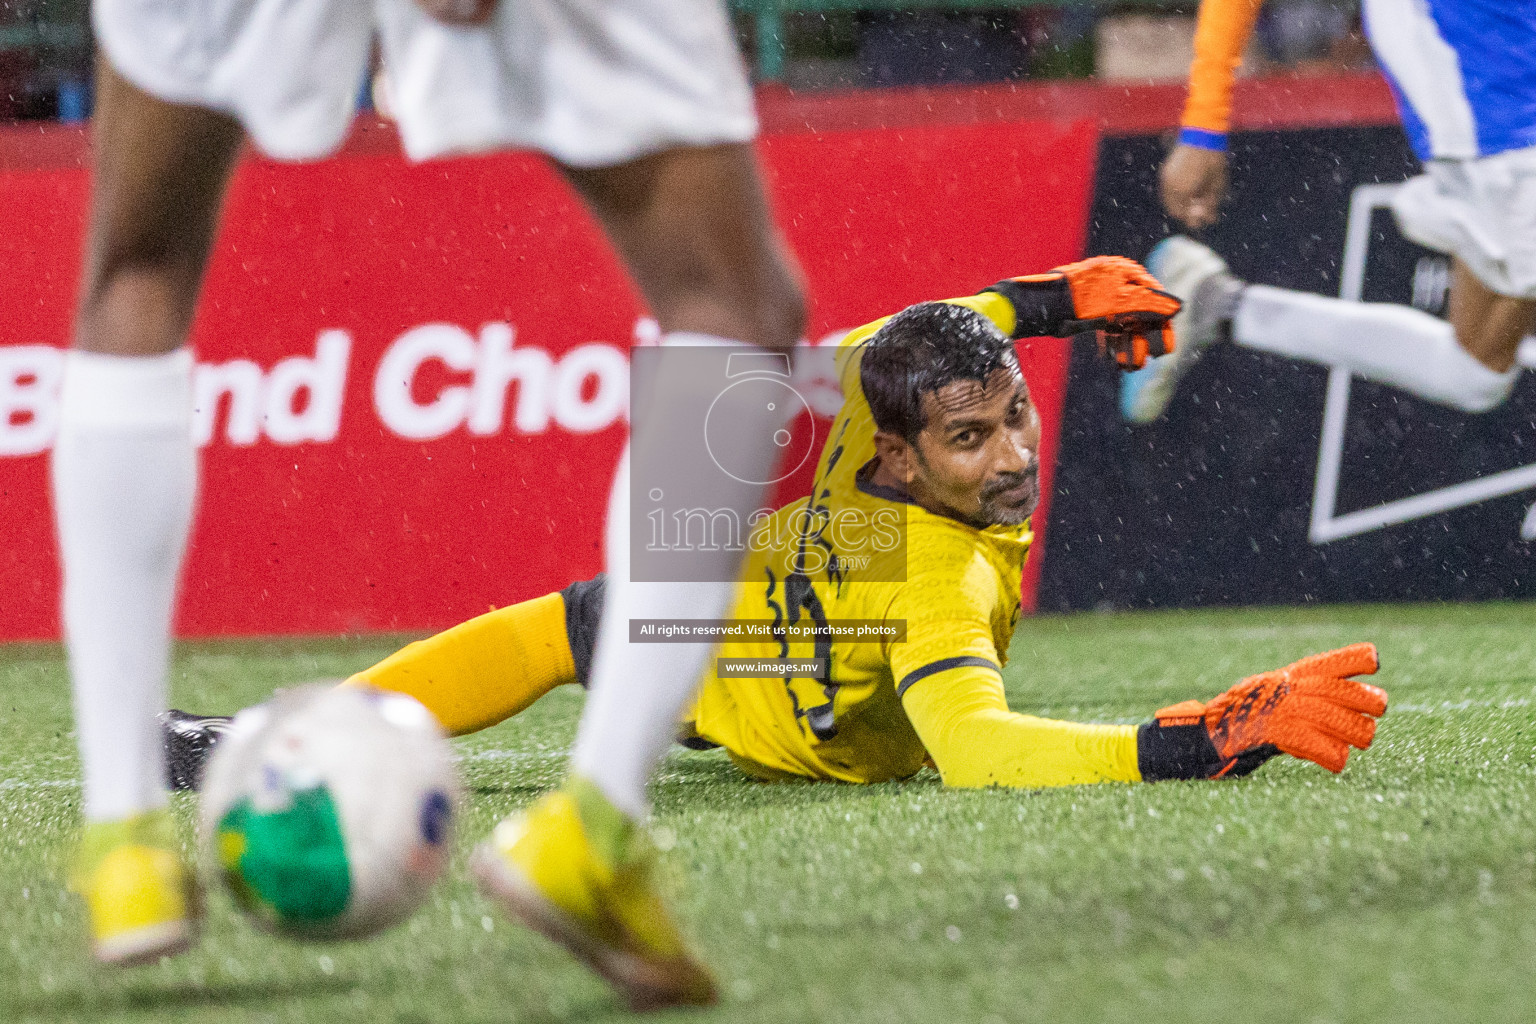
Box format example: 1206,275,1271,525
1392,145,1536,300
93,0,758,166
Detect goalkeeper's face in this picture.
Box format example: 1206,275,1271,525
907,367,1041,527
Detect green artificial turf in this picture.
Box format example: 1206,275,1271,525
5,602,1536,1023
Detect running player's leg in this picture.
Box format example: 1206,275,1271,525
384,0,802,1002
471,143,802,1011
559,143,804,819
561,145,804,352
58,58,242,965
1123,239,1524,422
1230,251,1529,410
1231,296,1518,414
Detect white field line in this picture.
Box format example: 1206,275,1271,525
1390,696,1533,714
0,750,568,791
456,750,566,766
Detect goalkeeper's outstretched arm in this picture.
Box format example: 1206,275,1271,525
836,255,1180,395
899,642,1388,788
899,663,1145,787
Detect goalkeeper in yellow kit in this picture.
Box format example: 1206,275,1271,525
171,255,1388,795
164,256,1386,1009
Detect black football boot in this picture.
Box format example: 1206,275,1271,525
159,709,234,791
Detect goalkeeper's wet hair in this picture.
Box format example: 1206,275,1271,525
861,302,1020,442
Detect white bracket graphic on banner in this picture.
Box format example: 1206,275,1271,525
1309,183,1536,544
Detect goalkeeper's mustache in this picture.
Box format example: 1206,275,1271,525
980,466,1037,503
976,469,1038,509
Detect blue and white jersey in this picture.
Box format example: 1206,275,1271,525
1364,0,1536,160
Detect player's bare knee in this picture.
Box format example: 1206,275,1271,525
1448,262,1536,374
645,251,804,352
745,258,807,354
77,261,204,356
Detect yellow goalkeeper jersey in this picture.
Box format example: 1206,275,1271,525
686,293,1039,784
360,286,1141,788
360,286,1140,788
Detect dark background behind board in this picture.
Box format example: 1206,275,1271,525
1038,127,1536,611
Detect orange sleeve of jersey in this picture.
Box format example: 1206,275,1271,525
1182,0,1264,136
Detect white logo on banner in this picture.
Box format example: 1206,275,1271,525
194,330,352,446
0,319,852,457
1309,183,1536,544
373,322,629,440
0,323,637,455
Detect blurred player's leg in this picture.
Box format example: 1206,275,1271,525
59,59,242,964
560,144,804,819
472,143,803,1010
1123,236,1530,422
1234,264,1527,411
1119,236,1241,421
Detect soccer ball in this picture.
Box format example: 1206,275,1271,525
200,683,460,940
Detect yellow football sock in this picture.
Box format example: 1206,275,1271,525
345,592,576,736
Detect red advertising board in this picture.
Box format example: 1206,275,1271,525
0,113,1095,641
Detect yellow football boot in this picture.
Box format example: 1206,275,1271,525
70,809,199,966
470,777,718,1012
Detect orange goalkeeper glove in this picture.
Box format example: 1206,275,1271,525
983,255,1181,370
1137,643,1388,780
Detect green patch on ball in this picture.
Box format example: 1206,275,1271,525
217,784,352,927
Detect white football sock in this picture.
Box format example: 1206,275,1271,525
1233,284,1519,413
53,349,197,823
572,333,786,819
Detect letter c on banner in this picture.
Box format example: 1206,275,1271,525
374,324,476,440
